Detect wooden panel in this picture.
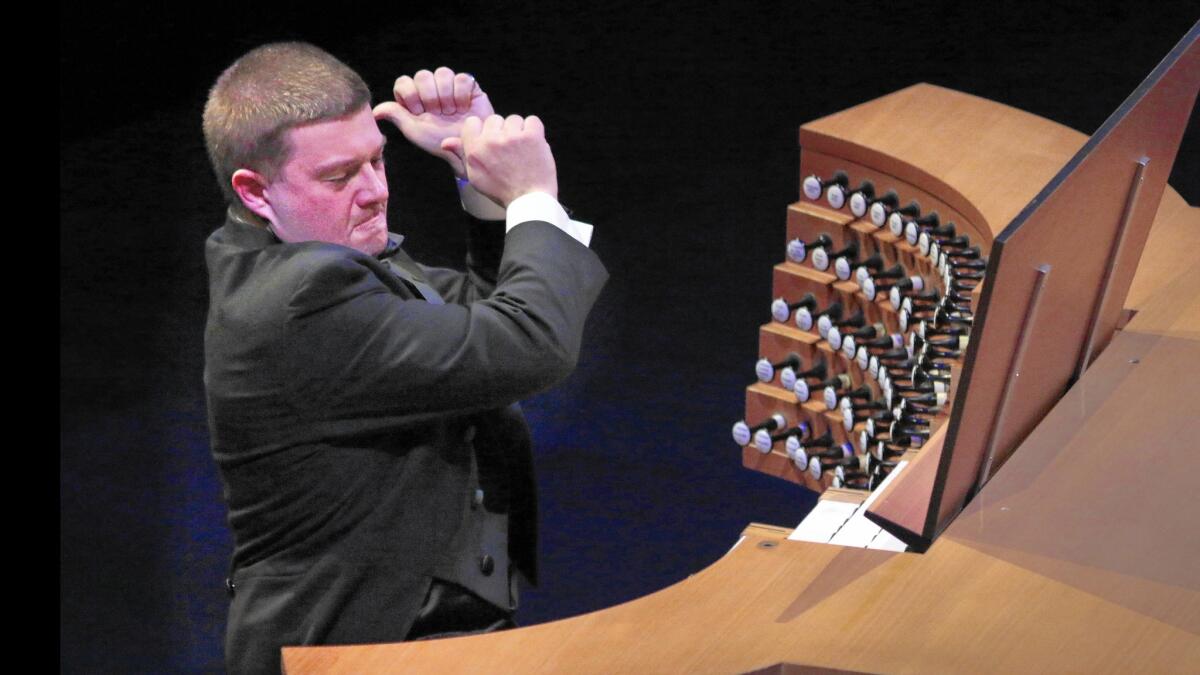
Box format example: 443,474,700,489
818,488,868,506
947,328,1200,622
1123,263,1200,338
933,31,1200,537
771,263,836,309
741,522,796,540
759,322,821,369
785,201,854,251
1125,187,1200,315
799,83,1089,241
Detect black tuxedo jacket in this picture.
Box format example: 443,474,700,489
204,211,607,674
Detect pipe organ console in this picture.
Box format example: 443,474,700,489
732,24,1199,561
738,157,985,498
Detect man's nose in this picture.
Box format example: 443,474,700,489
357,163,388,205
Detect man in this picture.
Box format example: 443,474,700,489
201,42,607,673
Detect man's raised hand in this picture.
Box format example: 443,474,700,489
442,115,558,208
373,67,494,177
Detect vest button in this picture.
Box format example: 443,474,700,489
479,554,495,576
472,488,485,509
463,425,477,443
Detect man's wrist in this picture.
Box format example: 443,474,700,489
456,179,593,247
457,178,507,221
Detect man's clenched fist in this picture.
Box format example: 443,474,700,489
441,115,558,208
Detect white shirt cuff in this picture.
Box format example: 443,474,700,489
457,180,508,221
505,191,593,247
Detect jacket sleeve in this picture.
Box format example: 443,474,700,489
280,220,607,423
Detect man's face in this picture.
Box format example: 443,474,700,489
264,105,390,256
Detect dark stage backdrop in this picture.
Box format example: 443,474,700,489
60,2,1198,672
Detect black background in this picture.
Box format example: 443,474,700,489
61,2,1197,671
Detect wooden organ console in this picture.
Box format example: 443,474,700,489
283,25,1200,674
744,23,1199,553
737,112,981,501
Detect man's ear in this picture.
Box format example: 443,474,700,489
231,169,275,223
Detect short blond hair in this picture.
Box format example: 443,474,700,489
202,42,371,216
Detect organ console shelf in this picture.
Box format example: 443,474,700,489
283,23,1199,673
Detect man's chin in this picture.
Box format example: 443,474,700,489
353,215,389,255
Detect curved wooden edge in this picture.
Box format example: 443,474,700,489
797,129,992,243
282,529,830,673
799,83,1092,244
